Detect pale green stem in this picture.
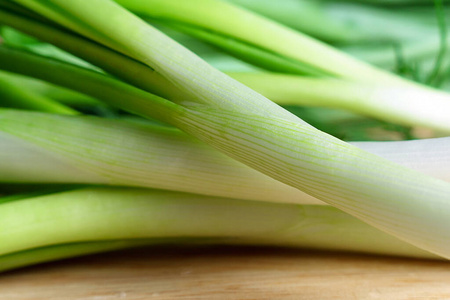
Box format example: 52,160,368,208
11,0,450,259
174,108,450,258
229,72,450,132
4,7,449,132
1,109,450,205
0,187,434,266
160,21,329,76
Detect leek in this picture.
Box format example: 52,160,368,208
228,72,450,132
9,0,450,259
0,187,435,274
2,7,450,131
1,109,450,205
1,45,450,134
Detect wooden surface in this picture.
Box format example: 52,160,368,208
1,245,450,299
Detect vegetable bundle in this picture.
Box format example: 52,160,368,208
0,0,449,272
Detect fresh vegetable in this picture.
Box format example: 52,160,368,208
0,0,449,272
1,109,450,205
0,187,435,272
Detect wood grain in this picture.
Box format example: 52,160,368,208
1,246,449,300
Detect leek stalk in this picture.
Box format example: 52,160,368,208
0,187,435,274
1,109,449,205
2,8,450,131
9,0,450,259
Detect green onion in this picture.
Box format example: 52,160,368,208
229,72,450,132
2,44,450,134
0,187,435,273
5,0,450,259
1,109,449,205
3,6,450,131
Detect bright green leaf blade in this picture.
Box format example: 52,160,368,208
0,70,78,114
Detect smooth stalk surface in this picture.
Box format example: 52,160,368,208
1,109,450,204
10,0,450,259
0,188,434,266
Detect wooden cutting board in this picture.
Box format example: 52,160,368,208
1,246,450,299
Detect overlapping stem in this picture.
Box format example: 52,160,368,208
9,0,450,259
